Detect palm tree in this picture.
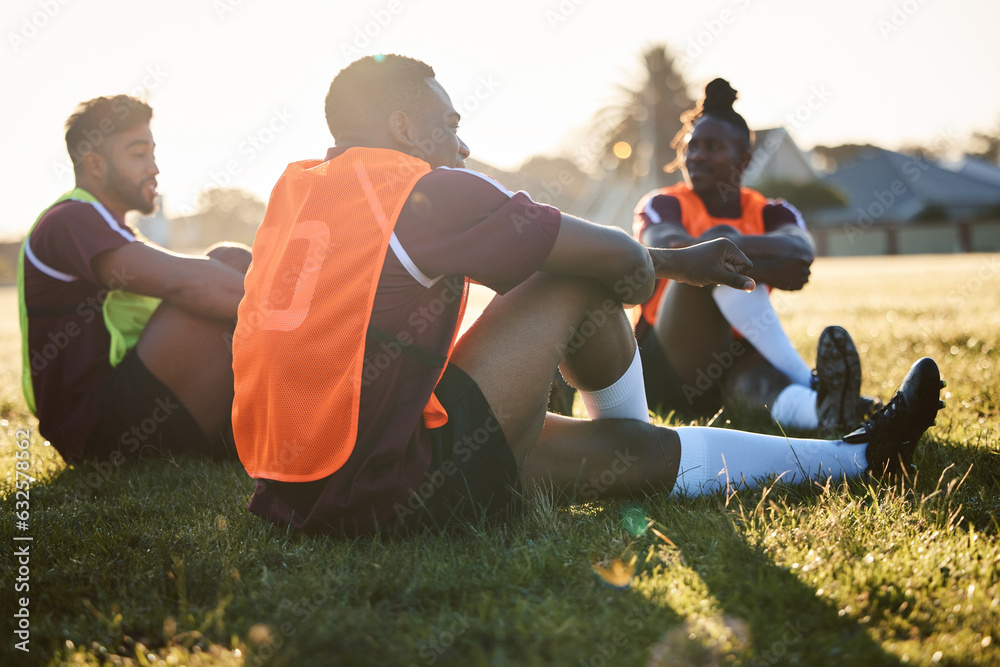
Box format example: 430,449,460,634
594,45,694,187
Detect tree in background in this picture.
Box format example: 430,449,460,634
813,119,1000,170
967,119,1000,165
190,187,265,248
466,45,695,218
468,156,591,213
811,144,881,172
593,45,694,186
754,180,847,213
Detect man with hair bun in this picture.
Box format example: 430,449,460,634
231,57,944,536
19,95,250,464
634,78,880,433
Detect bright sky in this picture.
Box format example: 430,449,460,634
3,0,999,237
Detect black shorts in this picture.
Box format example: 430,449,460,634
638,325,722,420
398,364,521,531
252,364,519,535
83,350,235,462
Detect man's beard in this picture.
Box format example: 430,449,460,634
106,162,156,215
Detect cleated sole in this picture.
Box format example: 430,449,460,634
815,326,862,433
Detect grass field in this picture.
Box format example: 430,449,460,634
2,254,999,666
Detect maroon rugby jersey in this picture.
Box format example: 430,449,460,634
21,197,138,460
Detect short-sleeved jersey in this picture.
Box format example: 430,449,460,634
246,147,562,531
633,184,805,329
633,184,804,244
20,196,139,460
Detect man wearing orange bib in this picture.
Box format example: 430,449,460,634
232,57,943,535
635,79,878,433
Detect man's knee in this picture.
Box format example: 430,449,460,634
206,242,252,273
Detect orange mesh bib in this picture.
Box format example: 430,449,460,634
232,147,442,482
639,184,768,327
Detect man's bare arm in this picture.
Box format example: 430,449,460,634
681,223,813,291
726,225,814,291
640,221,698,249
541,213,656,305
638,206,812,291
542,214,754,305
735,224,815,260
92,242,246,320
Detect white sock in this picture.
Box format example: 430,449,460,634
670,426,867,496
712,284,814,387
578,346,650,422
771,384,820,430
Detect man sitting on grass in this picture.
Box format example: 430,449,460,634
19,95,250,465
633,78,879,434
231,55,945,535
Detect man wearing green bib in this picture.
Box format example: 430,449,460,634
19,95,249,464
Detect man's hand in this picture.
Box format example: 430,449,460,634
651,238,755,291
748,254,812,291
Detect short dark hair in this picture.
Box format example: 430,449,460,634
65,95,153,170
324,54,437,141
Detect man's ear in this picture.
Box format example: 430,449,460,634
388,110,415,149
81,151,107,182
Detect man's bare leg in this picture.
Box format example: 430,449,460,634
654,281,793,414
134,244,251,440
450,273,680,501
720,350,792,415
449,272,929,502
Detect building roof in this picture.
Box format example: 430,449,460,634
743,127,820,187
941,156,1000,189
814,148,1000,225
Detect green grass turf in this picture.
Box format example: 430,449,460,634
1,253,999,666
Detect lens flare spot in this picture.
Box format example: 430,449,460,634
621,506,649,536
613,141,632,160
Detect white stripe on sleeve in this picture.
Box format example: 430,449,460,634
389,232,443,288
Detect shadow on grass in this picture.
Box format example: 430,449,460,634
660,508,904,666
